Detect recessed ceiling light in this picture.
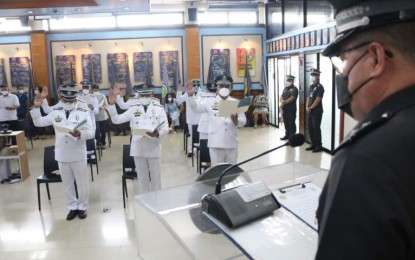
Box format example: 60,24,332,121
118,0,126,2
26,10,34,14
123,7,130,10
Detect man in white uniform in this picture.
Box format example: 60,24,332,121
77,80,99,131
0,85,20,131
31,85,94,220
91,84,109,148
187,75,246,165
176,79,202,157
107,84,169,193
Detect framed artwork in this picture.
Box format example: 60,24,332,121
295,35,300,49
159,51,179,80
304,32,310,47
107,53,127,84
286,37,291,50
81,54,102,84
316,29,322,46
55,55,76,86
329,27,336,43
310,31,316,46
322,28,329,44
206,49,230,82
133,52,153,83
236,48,256,77
299,33,304,48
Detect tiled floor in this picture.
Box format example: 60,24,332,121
0,126,331,260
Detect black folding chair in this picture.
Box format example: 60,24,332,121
86,138,99,181
37,146,78,211
198,139,211,174
122,144,137,208
191,125,200,167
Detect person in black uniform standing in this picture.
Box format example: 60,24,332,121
316,1,415,259
305,68,324,152
279,75,298,140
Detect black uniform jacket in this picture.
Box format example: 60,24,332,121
316,85,415,259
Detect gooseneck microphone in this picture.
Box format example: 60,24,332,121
202,133,305,228
214,133,305,194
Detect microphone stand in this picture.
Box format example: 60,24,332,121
214,142,289,194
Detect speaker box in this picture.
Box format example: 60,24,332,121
188,8,197,22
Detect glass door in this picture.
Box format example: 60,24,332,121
267,57,277,125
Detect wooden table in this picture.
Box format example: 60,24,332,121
0,131,30,181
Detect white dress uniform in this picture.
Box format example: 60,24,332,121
116,95,160,110
189,95,246,165
76,93,99,131
176,90,202,154
0,93,20,122
107,101,169,193
30,105,95,211
197,90,216,140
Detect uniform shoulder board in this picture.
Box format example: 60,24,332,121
54,107,64,110
76,107,88,112
153,103,163,107
77,99,86,103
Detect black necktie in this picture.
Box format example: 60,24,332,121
143,106,147,113
65,110,70,119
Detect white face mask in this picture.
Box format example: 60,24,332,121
139,97,151,106
218,87,230,98
168,98,172,102
62,102,75,111
1,90,8,96
311,76,317,82
82,89,90,95
34,90,39,95
18,90,24,94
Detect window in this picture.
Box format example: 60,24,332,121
229,12,257,24
199,11,258,25
117,13,183,27
0,19,31,32
50,16,116,30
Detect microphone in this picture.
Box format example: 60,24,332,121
201,133,305,228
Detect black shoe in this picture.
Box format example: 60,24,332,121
280,136,289,141
312,147,323,153
305,145,316,151
187,152,193,158
78,210,87,219
66,210,78,221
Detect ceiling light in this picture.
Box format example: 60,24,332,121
123,7,130,10
26,10,34,14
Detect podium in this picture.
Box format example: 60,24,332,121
0,131,30,181
134,162,328,259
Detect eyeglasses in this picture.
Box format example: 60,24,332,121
330,41,372,75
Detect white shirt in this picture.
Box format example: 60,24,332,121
30,106,95,162
92,92,109,121
0,93,20,121
176,90,201,125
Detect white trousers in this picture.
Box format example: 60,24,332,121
134,157,161,194
209,148,238,166
58,160,89,210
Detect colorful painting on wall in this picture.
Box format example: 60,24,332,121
159,51,178,81
81,54,102,84
236,48,256,78
9,57,30,87
55,55,76,86
207,49,230,82
133,52,153,83
107,53,128,84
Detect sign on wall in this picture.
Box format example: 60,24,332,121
133,52,153,83
207,49,230,82
159,51,178,80
107,53,128,84
9,57,30,87
55,55,76,86
236,48,256,77
81,54,102,84
0,59,6,85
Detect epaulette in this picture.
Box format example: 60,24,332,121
77,99,86,103
153,102,163,107
76,107,87,112
54,107,64,110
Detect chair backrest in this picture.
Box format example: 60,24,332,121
122,144,135,173
191,124,199,147
86,138,96,152
199,139,210,162
43,146,59,174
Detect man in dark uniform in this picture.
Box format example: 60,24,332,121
305,68,324,152
316,1,415,259
279,75,298,140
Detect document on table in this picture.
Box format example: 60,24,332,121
273,182,322,231
218,96,253,117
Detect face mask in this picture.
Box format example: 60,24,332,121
1,91,8,96
168,98,172,102
218,87,230,98
62,102,75,111
82,89,90,95
286,81,292,86
34,90,39,95
335,51,372,118
139,97,151,106
311,76,316,83
18,90,24,94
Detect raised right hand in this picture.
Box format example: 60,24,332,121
41,86,48,99
34,94,42,108
108,89,116,105
186,85,195,96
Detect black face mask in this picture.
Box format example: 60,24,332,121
335,50,373,118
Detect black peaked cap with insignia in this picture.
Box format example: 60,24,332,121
215,74,233,86
207,81,217,92
80,79,92,87
134,83,154,94
191,79,201,86
59,84,78,101
323,0,415,57
310,68,321,76
287,75,295,81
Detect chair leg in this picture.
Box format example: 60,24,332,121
46,183,51,200
122,177,127,208
95,154,99,175
37,181,41,211
90,161,94,182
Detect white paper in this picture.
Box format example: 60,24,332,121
273,182,322,231
54,119,87,134
218,97,252,117
132,121,165,138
